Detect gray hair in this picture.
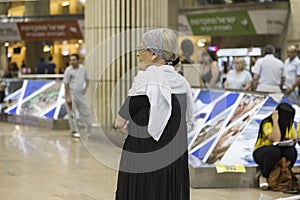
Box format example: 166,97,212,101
264,44,275,55
142,28,178,64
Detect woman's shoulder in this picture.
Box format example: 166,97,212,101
133,70,152,83
211,61,219,67
227,70,236,75
242,69,251,75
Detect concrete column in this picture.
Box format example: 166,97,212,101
25,0,50,16
0,3,8,74
25,42,44,73
85,0,179,127
24,0,50,73
285,0,300,56
0,3,8,15
69,0,84,14
0,46,7,73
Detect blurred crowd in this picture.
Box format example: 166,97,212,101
180,42,300,105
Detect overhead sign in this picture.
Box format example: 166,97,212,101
186,11,256,36
248,9,288,35
0,23,21,41
0,20,83,41
179,9,289,36
17,20,83,41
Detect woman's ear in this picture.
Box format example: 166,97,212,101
151,53,159,61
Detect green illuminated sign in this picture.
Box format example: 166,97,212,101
186,11,256,36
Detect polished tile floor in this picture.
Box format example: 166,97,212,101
0,122,299,200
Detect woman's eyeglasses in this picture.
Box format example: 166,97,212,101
137,46,148,52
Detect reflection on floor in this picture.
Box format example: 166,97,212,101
0,122,298,200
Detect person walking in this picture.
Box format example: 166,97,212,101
253,45,285,93
63,54,93,138
283,45,300,104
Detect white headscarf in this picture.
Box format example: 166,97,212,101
128,65,194,141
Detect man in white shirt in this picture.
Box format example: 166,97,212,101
283,45,300,104
63,54,93,138
253,45,285,93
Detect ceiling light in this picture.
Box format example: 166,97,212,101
197,40,206,47
62,1,69,7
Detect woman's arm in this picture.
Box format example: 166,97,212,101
243,81,252,91
0,81,6,91
114,114,128,133
224,79,228,89
199,76,205,87
267,110,281,142
252,74,259,91
207,61,220,87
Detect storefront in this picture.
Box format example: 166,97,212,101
0,0,86,75
0,18,85,75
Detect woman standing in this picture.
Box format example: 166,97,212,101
224,57,252,90
114,28,193,200
253,102,297,190
199,50,222,88
0,79,6,103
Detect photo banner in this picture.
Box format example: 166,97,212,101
189,89,300,167
0,23,21,41
3,80,67,119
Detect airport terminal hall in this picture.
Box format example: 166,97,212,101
3,0,300,199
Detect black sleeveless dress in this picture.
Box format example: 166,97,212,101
115,94,190,200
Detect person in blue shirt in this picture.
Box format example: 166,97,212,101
47,56,56,74
36,58,47,74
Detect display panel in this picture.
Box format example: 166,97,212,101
189,88,300,167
